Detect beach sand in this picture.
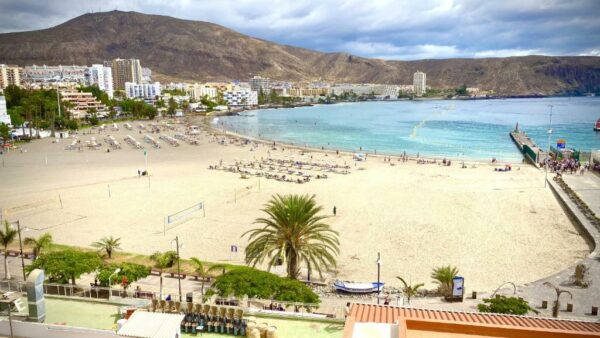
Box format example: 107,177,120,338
0,120,589,292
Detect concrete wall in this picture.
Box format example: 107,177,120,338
0,320,118,338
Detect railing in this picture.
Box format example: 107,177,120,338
0,280,26,293
41,283,184,302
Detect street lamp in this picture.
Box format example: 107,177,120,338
11,221,29,281
376,252,381,305
172,236,183,302
544,105,554,187
108,268,121,300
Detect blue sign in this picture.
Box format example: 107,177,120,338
452,276,464,298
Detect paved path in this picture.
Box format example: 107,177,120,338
563,172,600,216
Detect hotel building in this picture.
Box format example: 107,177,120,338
223,87,258,106
109,58,143,90
250,76,271,93
413,71,426,96
125,82,161,100
0,95,10,125
87,64,114,99
0,64,22,89
60,91,106,119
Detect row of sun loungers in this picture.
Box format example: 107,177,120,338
125,123,133,130
104,135,121,149
159,134,180,147
65,138,79,150
174,132,199,145
124,135,144,149
144,134,161,148
86,137,101,149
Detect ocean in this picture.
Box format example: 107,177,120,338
216,97,600,161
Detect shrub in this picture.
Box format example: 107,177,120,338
477,296,538,315
97,262,150,289
431,265,459,297
211,267,320,305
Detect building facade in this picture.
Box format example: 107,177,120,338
223,88,258,106
0,95,10,126
60,91,106,119
250,76,271,93
87,64,114,99
110,58,143,90
23,65,87,85
0,64,22,89
125,82,161,99
191,84,218,100
413,71,426,96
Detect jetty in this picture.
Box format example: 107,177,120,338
509,124,547,167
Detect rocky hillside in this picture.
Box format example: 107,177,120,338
0,11,598,95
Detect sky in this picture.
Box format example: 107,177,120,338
0,0,599,60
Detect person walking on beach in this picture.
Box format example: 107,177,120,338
333,206,337,216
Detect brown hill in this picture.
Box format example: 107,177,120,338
0,10,598,95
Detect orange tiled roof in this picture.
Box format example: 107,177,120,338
349,303,600,335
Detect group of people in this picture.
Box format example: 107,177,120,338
545,157,584,175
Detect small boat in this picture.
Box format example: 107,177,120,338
333,280,384,294
594,118,600,131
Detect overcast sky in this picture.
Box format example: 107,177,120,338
0,0,599,60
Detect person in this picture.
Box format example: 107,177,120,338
344,302,351,318
384,295,390,305
333,206,337,216
166,294,172,301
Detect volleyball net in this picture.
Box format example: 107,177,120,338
165,201,205,226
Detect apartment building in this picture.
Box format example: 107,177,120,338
250,76,271,93
60,91,106,119
87,64,114,99
191,83,218,100
413,70,426,96
125,82,161,100
23,65,87,85
109,58,143,90
223,88,258,106
0,95,10,126
0,64,22,89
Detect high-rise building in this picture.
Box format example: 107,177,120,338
413,71,426,96
0,64,22,89
250,76,271,93
141,67,152,83
0,95,11,126
125,82,161,99
87,64,114,99
109,58,143,90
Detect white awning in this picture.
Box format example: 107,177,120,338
352,323,400,338
118,311,184,338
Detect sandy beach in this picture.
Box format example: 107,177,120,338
0,119,589,292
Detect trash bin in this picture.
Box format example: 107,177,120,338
186,292,193,303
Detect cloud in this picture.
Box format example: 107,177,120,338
0,0,598,60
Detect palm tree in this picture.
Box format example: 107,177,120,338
24,233,53,259
150,251,177,299
243,194,340,280
544,282,573,318
0,221,18,280
431,265,459,297
91,236,121,259
396,276,425,304
189,258,224,301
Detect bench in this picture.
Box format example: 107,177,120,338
169,272,187,279
150,269,162,276
188,275,211,282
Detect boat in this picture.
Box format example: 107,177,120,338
333,280,384,294
594,118,600,131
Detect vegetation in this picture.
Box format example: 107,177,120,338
23,233,53,259
455,84,468,96
190,257,224,299
477,296,538,315
167,97,178,117
78,85,111,105
210,267,320,305
96,262,150,290
544,282,573,318
150,251,178,297
162,88,187,96
431,265,459,297
0,221,18,279
243,194,339,280
27,249,102,284
396,276,424,304
258,89,298,105
91,236,122,258
0,123,10,140
117,99,157,120
572,263,590,288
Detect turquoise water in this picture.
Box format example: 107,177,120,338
216,97,600,161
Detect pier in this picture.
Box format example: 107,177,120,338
509,125,547,166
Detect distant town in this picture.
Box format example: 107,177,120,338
0,60,495,137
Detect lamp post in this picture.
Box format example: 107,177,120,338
544,105,554,187
376,252,381,305
108,268,121,300
172,236,183,302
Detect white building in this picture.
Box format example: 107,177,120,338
24,65,87,85
87,64,114,99
191,84,218,100
141,67,152,83
413,71,426,96
223,88,258,106
125,82,161,99
0,95,10,126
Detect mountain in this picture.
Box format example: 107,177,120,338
0,10,598,95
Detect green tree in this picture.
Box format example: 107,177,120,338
456,84,468,96
91,236,121,259
0,221,18,280
396,276,424,304
26,249,102,284
96,262,150,291
211,267,320,305
189,257,224,300
243,194,339,280
477,296,538,315
167,97,177,117
0,123,9,141
23,233,53,260
150,251,177,298
431,265,459,297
